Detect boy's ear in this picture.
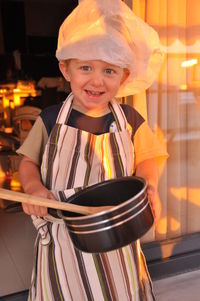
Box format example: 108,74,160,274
120,69,130,85
59,61,70,82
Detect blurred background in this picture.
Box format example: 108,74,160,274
0,0,200,299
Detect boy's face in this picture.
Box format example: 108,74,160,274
59,59,129,115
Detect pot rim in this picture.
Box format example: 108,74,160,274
59,194,147,227
67,201,152,234
58,176,148,221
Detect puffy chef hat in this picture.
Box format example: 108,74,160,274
56,0,164,97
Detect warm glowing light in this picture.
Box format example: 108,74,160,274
13,88,21,93
171,187,200,206
3,96,9,108
170,187,187,200
10,172,21,189
0,169,5,178
10,102,15,109
156,217,167,235
181,59,198,68
161,242,176,258
4,127,13,134
13,94,21,106
180,84,188,90
13,88,21,107
10,179,21,188
170,217,180,231
0,82,40,110
188,189,200,206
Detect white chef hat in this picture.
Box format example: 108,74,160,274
56,0,164,97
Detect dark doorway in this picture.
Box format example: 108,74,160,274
1,0,26,53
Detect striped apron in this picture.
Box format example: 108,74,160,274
29,94,155,301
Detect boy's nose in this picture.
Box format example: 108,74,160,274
90,72,104,87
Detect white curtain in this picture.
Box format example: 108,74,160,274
137,0,200,241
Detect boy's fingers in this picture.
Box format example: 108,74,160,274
21,190,55,216
22,203,33,215
22,203,48,216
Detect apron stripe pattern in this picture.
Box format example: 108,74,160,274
98,253,118,299
30,94,155,300
49,241,63,300
110,133,125,177
43,131,133,191
83,133,92,186
74,250,94,300
67,130,82,188
44,123,62,189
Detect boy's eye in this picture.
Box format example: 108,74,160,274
105,69,115,75
80,66,91,71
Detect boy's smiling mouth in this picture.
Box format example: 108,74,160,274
85,89,105,96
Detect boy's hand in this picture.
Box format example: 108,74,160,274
22,189,56,217
147,184,161,225
18,156,56,217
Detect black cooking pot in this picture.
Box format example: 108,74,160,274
57,176,154,253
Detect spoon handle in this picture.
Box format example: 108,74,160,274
0,188,112,215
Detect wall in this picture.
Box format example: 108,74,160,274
0,0,78,80
0,0,78,55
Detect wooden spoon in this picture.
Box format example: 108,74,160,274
0,188,113,215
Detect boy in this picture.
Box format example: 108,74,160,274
18,1,167,300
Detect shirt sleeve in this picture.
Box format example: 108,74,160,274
16,116,48,165
134,121,168,167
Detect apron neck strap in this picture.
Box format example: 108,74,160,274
56,92,74,124
108,99,128,131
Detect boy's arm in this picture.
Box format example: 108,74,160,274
19,156,55,216
135,158,161,225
